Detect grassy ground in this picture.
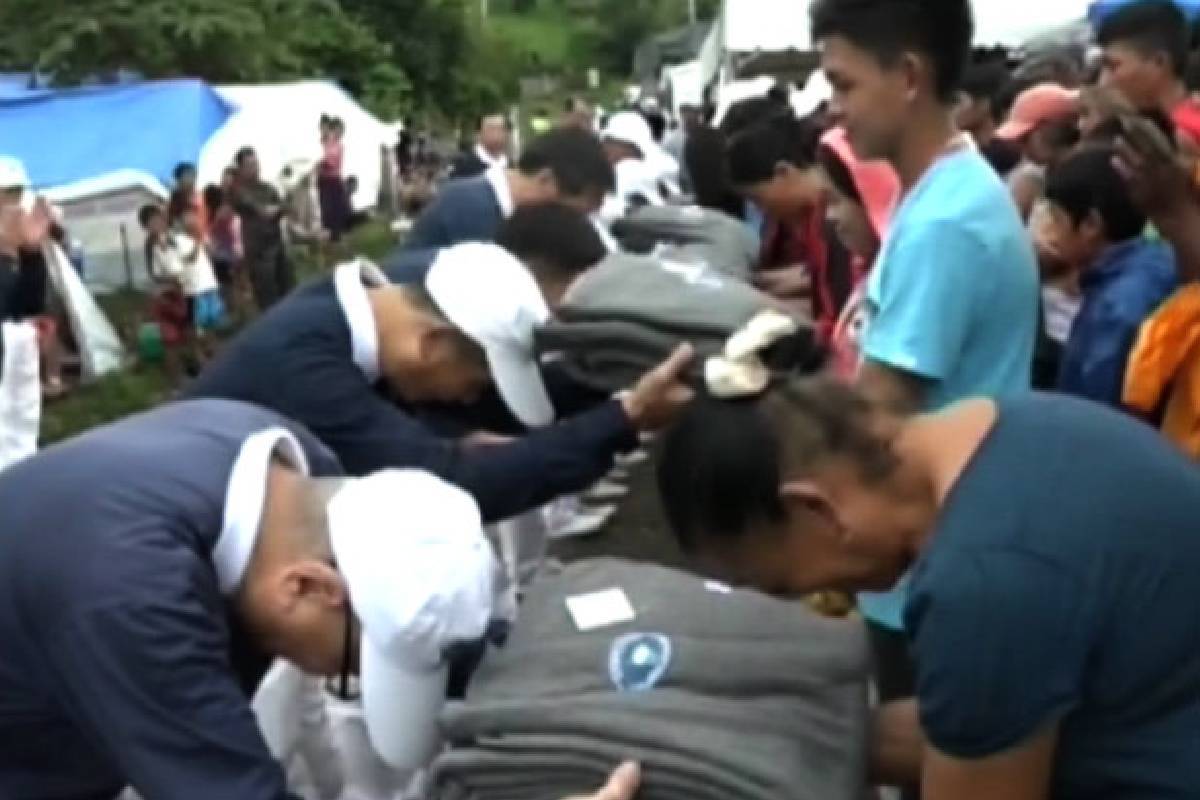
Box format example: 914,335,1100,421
40,220,398,445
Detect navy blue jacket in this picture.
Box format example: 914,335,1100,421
402,175,504,252
0,400,338,800
186,275,636,522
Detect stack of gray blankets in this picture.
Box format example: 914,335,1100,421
535,253,821,393
429,558,871,800
612,205,760,281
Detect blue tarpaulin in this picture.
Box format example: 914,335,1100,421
1089,0,1200,25
0,79,231,190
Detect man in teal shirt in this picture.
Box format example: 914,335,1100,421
811,0,1038,786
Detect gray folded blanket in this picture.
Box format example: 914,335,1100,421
430,559,871,800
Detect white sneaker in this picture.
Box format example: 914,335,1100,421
583,479,629,503
549,504,616,539
615,449,649,468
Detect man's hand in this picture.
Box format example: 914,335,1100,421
562,762,640,800
620,344,695,431
1113,111,1193,221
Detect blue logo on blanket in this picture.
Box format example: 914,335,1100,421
608,633,672,692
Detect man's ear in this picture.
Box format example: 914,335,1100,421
898,52,924,103
1081,209,1107,244
280,560,347,610
779,479,845,539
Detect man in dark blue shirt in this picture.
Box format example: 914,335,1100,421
402,127,615,253
659,380,1200,798
188,235,690,523
0,399,501,799
1044,145,1178,408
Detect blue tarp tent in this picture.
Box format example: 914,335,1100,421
1089,0,1200,25
0,79,231,190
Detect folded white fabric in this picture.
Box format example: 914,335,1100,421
704,310,799,399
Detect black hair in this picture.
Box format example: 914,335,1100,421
517,128,616,197
726,115,824,186
718,97,787,137
810,0,974,103
684,126,746,218
1045,145,1147,242
138,203,164,228
658,378,896,551
173,162,196,181
816,142,863,206
1097,0,1189,78
203,184,223,218
642,110,667,143
494,202,608,282
235,147,256,167
960,60,1011,112
1035,116,1082,155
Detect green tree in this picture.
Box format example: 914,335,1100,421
0,0,413,117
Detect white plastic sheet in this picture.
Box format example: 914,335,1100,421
43,241,124,381
0,321,40,470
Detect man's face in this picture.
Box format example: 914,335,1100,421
821,36,914,161
178,169,197,192
694,472,914,599
380,321,491,408
0,186,22,209
479,116,509,156
1100,43,1169,111
1044,203,1101,269
738,164,823,220
954,94,992,139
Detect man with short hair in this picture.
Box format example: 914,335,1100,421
232,147,294,311
187,235,690,523
401,128,615,253
561,97,594,131
449,113,511,180
809,0,1039,791
0,398,500,798
1098,0,1200,147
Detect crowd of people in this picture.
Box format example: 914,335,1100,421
3,0,1200,799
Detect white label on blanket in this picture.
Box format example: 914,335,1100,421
565,587,635,631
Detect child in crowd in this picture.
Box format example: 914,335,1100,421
139,204,188,384
1043,145,1178,409
205,174,245,321
175,205,225,361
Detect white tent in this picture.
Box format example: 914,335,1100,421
705,0,1089,86
199,81,394,212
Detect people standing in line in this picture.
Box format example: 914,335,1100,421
317,115,353,243
232,147,294,312
449,113,511,181
808,0,1040,795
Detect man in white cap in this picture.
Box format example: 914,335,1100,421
599,111,682,222
188,226,693,524
0,398,500,799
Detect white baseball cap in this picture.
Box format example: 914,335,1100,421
0,156,30,190
327,469,497,771
602,111,656,160
425,242,555,427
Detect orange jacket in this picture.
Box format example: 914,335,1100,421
1123,284,1200,459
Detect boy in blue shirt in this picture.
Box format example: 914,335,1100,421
1043,144,1178,409
810,0,1039,764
